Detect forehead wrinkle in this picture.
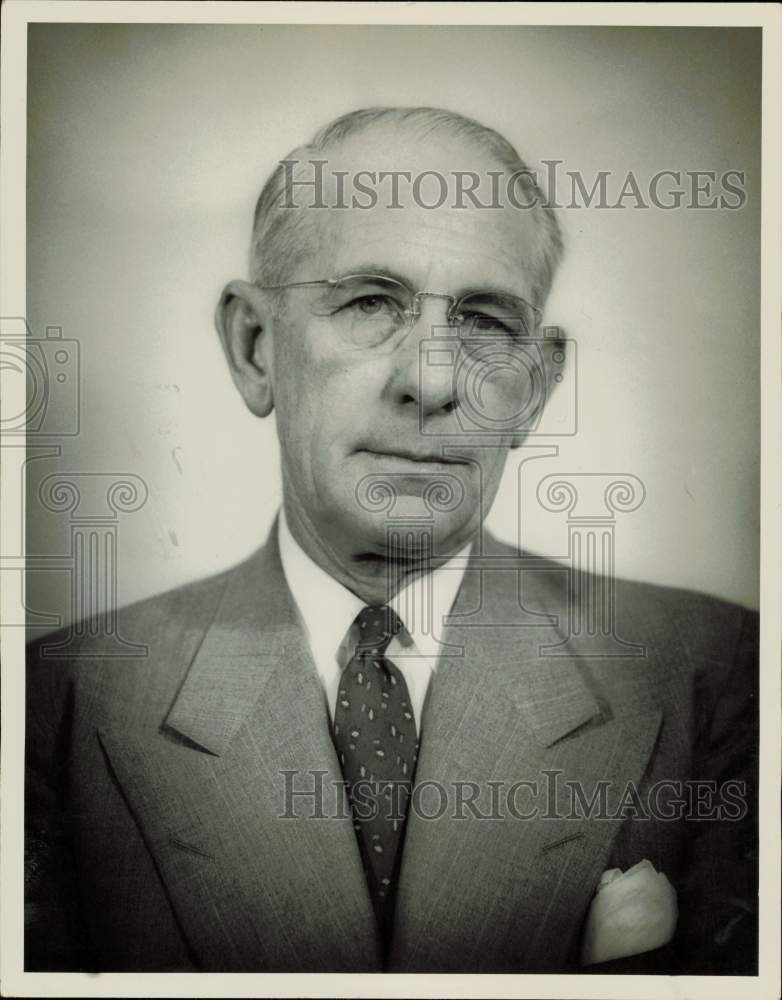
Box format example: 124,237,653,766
311,210,536,298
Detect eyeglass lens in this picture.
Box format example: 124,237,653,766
309,275,538,347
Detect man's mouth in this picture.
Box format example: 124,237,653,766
358,448,466,467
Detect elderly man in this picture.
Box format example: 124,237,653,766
26,107,758,974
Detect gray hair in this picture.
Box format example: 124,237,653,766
249,106,563,305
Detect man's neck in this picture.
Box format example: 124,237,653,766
281,502,470,607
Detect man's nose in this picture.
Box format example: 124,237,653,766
387,300,458,418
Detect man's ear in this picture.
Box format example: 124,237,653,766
214,279,275,417
509,326,567,449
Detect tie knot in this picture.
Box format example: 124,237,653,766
353,605,402,657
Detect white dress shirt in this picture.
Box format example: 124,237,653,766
278,509,470,730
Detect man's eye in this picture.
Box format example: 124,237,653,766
462,312,516,335
345,295,394,316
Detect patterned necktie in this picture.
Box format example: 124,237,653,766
332,605,419,936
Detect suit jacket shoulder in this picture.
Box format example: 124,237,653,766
27,558,236,737
486,533,757,699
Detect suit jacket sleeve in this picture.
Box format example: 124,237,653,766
25,647,93,971
671,605,759,974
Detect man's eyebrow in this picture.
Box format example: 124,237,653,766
333,264,413,286
332,263,530,301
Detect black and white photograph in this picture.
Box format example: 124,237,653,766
1,3,779,997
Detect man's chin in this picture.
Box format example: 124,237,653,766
336,501,476,562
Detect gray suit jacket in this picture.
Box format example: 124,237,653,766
25,528,758,973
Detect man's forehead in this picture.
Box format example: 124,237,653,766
275,124,545,292
296,197,538,296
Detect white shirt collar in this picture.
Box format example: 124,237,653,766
277,507,471,681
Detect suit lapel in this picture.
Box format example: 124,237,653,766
390,551,662,973
99,530,383,971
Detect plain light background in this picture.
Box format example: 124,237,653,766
25,23,761,628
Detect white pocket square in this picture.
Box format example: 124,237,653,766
580,859,678,966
